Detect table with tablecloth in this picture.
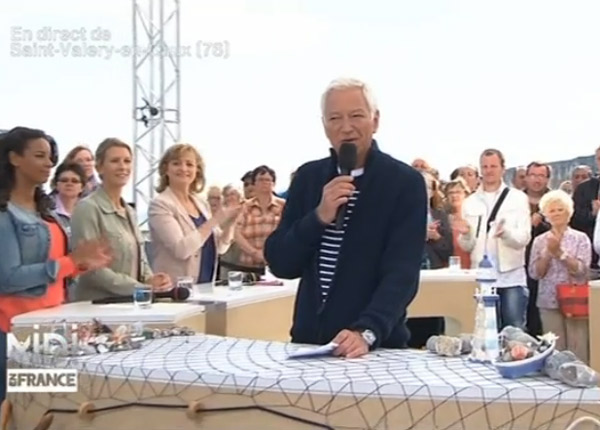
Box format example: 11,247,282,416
6,334,600,430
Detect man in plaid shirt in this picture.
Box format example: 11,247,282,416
235,165,285,268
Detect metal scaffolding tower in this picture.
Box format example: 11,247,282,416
132,0,181,227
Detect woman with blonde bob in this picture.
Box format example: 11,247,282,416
148,144,241,285
71,138,172,301
528,189,591,363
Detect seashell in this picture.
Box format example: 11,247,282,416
96,344,110,354
434,336,462,357
500,326,539,346
544,350,578,379
95,334,109,344
459,334,473,354
558,362,599,388
115,325,129,337
426,336,438,353
510,344,530,361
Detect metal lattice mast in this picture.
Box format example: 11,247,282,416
132,0,181,227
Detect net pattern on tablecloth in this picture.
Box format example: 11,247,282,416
8,334,600,430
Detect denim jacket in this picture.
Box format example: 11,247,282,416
0,203,72,298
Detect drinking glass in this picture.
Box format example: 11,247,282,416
228,271,243,291
177,276,194,291
133,284,153,309
448,256,461,271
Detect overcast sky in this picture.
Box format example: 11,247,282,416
2,0,599,198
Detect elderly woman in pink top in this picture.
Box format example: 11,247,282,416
528,189,591,363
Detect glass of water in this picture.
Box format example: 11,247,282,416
177,276,194,291
448,256,461,271
133,284,153,308
228,271,243,291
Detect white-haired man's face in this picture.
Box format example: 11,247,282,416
571,168,591,189
322,88,379,167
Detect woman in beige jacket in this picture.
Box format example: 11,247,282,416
148,144,241,284
71,138,172,301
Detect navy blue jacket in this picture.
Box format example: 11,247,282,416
264,142,427,349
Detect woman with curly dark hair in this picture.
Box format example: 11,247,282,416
0,127,111,408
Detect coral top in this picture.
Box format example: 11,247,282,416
0,220,77,332
448,213,471,269
452,233,472,269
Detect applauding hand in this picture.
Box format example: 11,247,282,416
71,238,112,272
150,273,172,292
214,204,243,226
452,218,470,235
532,212,543,227
427,220,441,241
546,232,562,258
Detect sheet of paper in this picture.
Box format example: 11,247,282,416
287,342,338,359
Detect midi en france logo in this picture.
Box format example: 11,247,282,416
7,369,78,393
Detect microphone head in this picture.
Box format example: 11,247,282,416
338,142,358,172
169,287,190,302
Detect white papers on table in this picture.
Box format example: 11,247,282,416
287,342,338,359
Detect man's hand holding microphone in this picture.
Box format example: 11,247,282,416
316,176,356,225
316,142,358,228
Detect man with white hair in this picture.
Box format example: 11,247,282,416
265,78,427,358
571,165,592,191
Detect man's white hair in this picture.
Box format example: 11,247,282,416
320,77,378,119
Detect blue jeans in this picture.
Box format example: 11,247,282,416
0,331,5,419
498,286,529,330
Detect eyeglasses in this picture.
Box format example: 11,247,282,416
58,178,82,184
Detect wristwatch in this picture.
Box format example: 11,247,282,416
361,329,377,347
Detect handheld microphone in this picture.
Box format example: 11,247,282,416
335,142,358,230
91,287,191,304
157,287,190,301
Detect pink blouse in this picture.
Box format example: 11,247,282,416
528,228,591,309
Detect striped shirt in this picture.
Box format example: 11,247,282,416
318,169,364,302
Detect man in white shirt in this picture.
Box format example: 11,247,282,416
454,149,532,329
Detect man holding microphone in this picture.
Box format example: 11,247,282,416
264,77,428,358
